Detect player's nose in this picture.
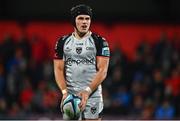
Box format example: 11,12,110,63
82,19,88,23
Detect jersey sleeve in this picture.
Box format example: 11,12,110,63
54,37,65,59
96,37,110,57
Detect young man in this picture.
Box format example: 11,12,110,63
54,4,110,120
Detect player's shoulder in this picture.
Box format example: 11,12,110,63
55,33,71,50
91,32,107,42
57,33,71,42
91,32,109,47
55,33,71,46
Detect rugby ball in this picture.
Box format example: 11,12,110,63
62,94,81,120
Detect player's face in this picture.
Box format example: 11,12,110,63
75,15,91,34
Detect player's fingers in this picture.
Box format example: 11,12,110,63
79,94,86,111
61,93,68,112
60,99,64,112
79,97,84,109
81,101,86,111
77,93,83,106
81,95,88,111
80,103,86,111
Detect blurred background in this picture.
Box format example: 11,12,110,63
0,0,180,120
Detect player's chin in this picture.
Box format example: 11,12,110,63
80,30,89,34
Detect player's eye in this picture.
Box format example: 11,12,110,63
78,17,84,20
85,17,90,20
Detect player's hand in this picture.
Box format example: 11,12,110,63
60,93,68,113
78,90,90,111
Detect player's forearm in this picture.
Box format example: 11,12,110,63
87,57,109,93
89,68,107,92
54,69,67,92
54,60,67,94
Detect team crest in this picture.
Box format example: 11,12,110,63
76,47,82,54
91,107,97,114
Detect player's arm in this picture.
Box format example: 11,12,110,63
54,59,68,112
88,37,110,93
54,37,69,112
54,37,68,96
89,56,109,92
79,57,109,111
79,36,110,111
54,59,67,95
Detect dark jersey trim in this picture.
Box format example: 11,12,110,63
54,34,71,59
91,33,110,57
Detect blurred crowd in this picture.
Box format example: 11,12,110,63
0,32,179,119
0,34,59,119
104,32,180,119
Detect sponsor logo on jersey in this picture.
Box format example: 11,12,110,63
66,57,95,66
76,47,82,54
76,43,83,45
86,47,94,50
102,47,110,56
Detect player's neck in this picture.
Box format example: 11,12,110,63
73,30,90,40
